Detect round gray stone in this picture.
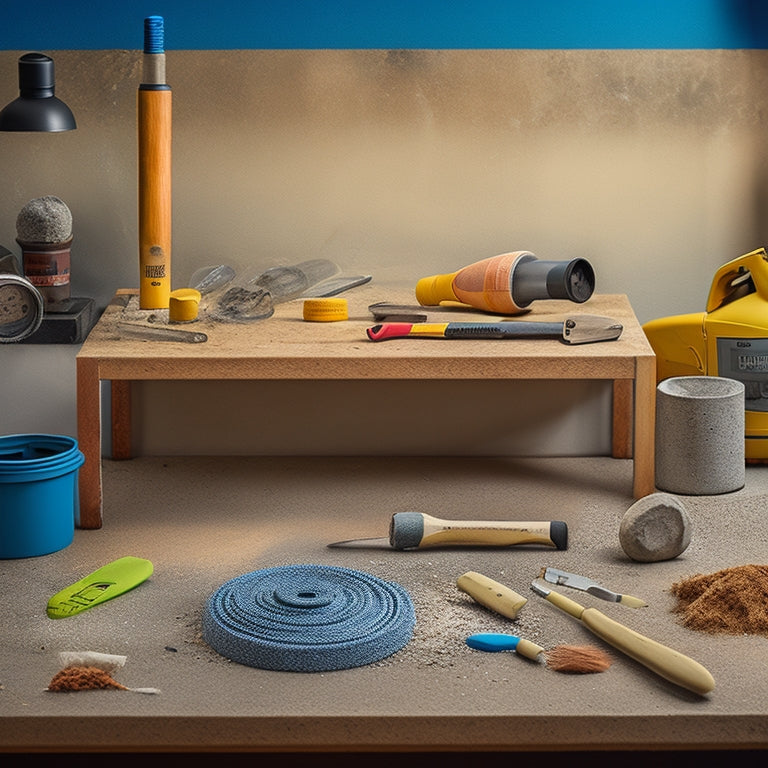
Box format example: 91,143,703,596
16,196,72,243
619,492,692,562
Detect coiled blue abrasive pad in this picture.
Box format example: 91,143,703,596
202,564,416,672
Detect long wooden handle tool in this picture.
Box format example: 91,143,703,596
531,582,715,695
138,15,172,310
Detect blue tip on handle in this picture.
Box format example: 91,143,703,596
144,16,165,54
466,633,521,652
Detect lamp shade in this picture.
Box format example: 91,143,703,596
0,53,76,132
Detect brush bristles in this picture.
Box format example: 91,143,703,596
544,644,612,674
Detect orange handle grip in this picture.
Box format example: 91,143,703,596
138,87,172,309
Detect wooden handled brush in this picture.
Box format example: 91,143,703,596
138,15,172,309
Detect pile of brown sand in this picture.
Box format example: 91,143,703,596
670,564,768,636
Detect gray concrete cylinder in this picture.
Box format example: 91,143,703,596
655,376,745,495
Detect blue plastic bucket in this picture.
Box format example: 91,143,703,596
0,434,85,558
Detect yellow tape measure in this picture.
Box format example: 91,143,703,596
302,298,348,322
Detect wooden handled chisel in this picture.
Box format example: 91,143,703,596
327,512,568,550
366,315,623,344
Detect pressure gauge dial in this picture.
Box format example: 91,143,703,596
0,274,44,342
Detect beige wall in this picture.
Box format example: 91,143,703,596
2,49,766,455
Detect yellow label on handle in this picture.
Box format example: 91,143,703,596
408,323,450,337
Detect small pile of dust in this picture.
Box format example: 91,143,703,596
544,644,613,674
119,294,170,325
47,666,128,692
369,562,546,669
670,564,768,636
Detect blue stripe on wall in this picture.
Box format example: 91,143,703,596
3,0,768,51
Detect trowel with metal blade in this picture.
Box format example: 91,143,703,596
539,566,647,607
328,512,568,551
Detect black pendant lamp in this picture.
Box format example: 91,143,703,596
0,53,76,132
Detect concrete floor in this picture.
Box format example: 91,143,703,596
2,454,768,757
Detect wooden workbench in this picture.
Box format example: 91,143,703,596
76,285,656,528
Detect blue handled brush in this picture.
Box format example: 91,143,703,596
466,632,613,673
466,632,546,660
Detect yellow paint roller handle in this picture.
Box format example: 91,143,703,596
581,607,715,695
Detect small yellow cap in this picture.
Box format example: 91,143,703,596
302,298,348,322
169,288,201,323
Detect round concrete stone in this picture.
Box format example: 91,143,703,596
16,195,72,243
619,492,692,562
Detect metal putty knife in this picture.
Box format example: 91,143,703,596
540,566,647,608
305,274,372,297
327,512,568,550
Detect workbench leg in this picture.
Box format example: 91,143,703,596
632,356,657,499
612,379,633,459
76,357,103,529
111,380,132,460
